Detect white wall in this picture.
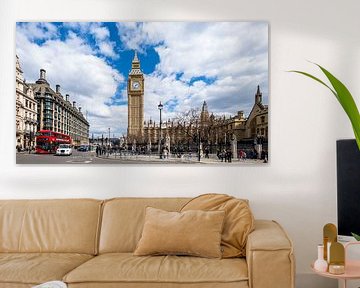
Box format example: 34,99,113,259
1,0,359,287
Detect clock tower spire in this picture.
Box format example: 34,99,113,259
127,51,144,140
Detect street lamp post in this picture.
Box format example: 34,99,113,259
158,102,163,159
195,120,201,162
108,128,111,156
197,129,201,162
108,128,111,147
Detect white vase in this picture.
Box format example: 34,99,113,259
314,244,328,272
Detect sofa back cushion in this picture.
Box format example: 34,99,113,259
181,194,254,258
99,198,190,253
0,199,102,254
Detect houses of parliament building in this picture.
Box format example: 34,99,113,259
127,52,268,153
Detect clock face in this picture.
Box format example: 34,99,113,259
132,81,140,89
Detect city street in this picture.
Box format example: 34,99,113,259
16,150,265,165
17,150,99,165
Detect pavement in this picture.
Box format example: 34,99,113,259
96,152,265,165
16,150,98,164
16,150,266,165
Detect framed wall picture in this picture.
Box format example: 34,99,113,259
16,22,269,165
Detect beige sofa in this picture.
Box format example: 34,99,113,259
0,198,295,288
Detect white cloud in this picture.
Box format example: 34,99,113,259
98,41,117,58
88,105,128,138
16,23,124,136
65,22,118,59
116,22,148,52
16,22,269,137
89,23,117,58
117,22,269,126
90,24,110,40
17,22,58,41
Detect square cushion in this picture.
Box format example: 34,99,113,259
64,253,248,286
0,253,93,285
99,198,190,253
134,207,225,258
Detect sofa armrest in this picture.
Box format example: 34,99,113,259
246,220,295,288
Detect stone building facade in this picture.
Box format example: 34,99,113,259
29,68,90,146
16,56,38,150
126,52,268,154
218,86,268,142
142,88,268,152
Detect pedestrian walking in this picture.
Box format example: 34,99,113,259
222,149,226,162
227,149,232,163
162,146,169,159
205,147,209,158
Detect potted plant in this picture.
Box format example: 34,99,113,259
291,63,360,240
352,233,360,241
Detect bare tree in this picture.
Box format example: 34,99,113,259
172,108,229,154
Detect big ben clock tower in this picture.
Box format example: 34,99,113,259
127,51,144,140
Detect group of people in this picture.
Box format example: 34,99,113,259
16,145,34,153
238,149,268,163
94,144,268,163
95,145,111,157
217,149,233,162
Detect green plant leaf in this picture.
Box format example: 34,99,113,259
289,70,337,98
289,64,360,150
316,65,360,144
351,232,360,241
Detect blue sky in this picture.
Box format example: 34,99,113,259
16,22,268,137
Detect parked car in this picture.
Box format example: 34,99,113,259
77,145,89,152
56,144,72,156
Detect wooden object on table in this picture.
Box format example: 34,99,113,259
312,241,360,288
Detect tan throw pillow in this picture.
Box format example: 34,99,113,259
181,193,254,258
134,207,225,258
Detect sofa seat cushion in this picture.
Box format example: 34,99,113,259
64,253,248,286
0,253,93,285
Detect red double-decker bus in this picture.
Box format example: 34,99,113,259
35,130,72,154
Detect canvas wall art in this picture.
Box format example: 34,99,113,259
16,22,269,165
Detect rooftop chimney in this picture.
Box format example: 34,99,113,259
65,94,69,101
238,110,244,119
73,101,76,108
56,84,60,94
40,69,46,80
